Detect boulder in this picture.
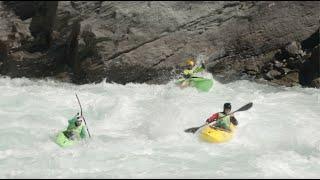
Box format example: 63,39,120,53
271,71,300,87
285,41,302,57
265,70,282,80
311,77,320,88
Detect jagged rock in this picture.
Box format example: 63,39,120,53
282,68,292,75
265,70,282,80
244,63,260,75
285,41,302,57
271,71,300,87
3,50,57,77
274,60,284,68
285,56,303,70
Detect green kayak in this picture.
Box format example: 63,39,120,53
55,131,77,148
177,77,213,92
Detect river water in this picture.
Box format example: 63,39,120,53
0,76,319,178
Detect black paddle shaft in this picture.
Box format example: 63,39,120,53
75,93,91,138
75,93,83,116
184,102,253,133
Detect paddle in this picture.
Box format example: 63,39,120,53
184,102,253,133
75,93,92,138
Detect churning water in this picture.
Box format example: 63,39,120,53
0,75,319,178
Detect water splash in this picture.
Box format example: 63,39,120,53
0,76,319,178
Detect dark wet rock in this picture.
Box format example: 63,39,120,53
285,41,302,57
2,51,57,78
311,78,320,88
271,71,300,87
301,28,319,52
265,70,282,80
274,60,284,68
244,62,260,75
29,1,58,51
300,45,320,86
53,71,72,83
64,20,81,76
3,1,37,20
282,68,292,75
0,40,8,60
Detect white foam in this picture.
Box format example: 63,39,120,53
0,76,319,178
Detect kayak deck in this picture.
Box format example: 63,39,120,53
189,77,213,92
199,124,236,143
177,77,213,92
55,131,77,148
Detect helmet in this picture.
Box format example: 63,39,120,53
76,116,83,121
75,117,82,126
185,58,195,67
223,103,231,110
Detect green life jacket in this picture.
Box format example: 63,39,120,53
215,112,231,129
183,69,193,77
183,66,204,78
66,116,86,139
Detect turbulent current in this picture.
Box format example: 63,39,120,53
0,75,319,178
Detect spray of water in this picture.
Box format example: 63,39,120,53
0,75,319,178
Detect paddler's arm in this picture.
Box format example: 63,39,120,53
80,125,87,139
206,113,219,124
230,116,238,126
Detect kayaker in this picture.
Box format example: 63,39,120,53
205,103,238,132
180,58,205,88
63,113,87,140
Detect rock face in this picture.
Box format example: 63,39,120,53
0,1,319,87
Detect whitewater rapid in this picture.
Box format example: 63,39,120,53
0,76,319,178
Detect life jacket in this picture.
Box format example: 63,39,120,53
66,117,85,139
215,112,231,129
183,66,204,77
183,69,193,77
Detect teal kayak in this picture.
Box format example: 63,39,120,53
55,131,77,148
177,77,213,92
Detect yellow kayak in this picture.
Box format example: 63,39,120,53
199,124,236,143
